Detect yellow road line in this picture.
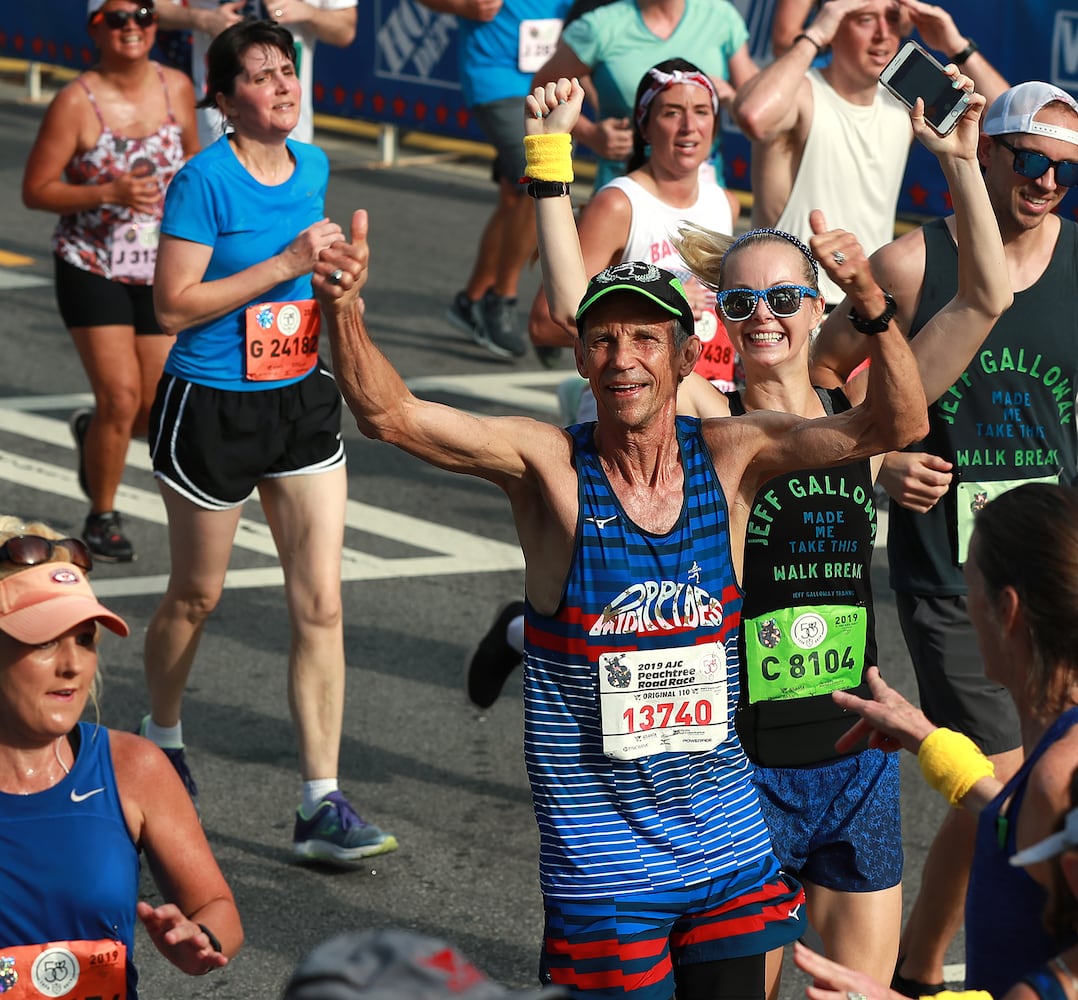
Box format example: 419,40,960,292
0,250,33,267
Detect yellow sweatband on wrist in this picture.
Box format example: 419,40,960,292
523,133,574,183
937,991,993,1000
918,728,995,807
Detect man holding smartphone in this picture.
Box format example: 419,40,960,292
731,0,1006,307
812,81,1078,997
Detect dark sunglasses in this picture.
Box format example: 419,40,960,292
0,536,93,574
996,137,1078,188
716,284,819,322
94,6,157,28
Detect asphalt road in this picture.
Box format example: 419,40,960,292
0,79,964,1000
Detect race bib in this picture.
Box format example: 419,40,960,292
599,642,728,761
0,938,125,999
743,605,866,705
518,18,562,73
955,474,1058,564
244,300,320,381
693,309,737,388
109,220,158,282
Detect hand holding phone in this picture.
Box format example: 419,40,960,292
879,40,971,136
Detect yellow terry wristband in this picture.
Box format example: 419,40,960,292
523,133,574,183
937,992,993,1000
918,728,995,807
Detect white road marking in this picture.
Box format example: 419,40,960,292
0,380,549,596
0,447,525,597
0,272,50,290
0,372,886,603
944,964,966,987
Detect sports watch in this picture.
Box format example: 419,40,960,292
848,291,897,335
527,181,571,199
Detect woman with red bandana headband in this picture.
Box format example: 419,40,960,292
529,59,742,390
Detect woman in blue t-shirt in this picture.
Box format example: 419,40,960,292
143,19,397,866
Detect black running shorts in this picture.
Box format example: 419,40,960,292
54,254,162,334
148,366,345,510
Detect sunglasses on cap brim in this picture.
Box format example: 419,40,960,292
0,535,94,574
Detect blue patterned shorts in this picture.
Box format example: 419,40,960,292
753,749,902,892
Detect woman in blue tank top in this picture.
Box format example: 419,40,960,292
0,515,242,999
823,484,1078,997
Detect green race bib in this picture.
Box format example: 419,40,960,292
743,605,866,705
955,474,1058,564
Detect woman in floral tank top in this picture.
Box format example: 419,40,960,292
22,0,197,562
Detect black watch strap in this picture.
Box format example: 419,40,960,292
950,38,978,65
848,290,897,335
527,180,571,199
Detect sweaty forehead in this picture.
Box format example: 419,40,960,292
242,43,290,70
651,84,713,109
723,240,809,288
582,294,675,335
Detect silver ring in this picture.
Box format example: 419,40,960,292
847,993,868,1000
832,251,847,265
274,7,283,15
328,268,344,285
534,110,544,119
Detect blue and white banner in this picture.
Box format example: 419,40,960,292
2,0,1073,216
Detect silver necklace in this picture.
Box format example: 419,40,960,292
54,736,70,776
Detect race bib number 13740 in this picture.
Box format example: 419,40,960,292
599,642,728,760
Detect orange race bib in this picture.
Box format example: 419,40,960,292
0,938,125,999
244,300,321,381
692,308,737,391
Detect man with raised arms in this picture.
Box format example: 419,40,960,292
311,77,928,1000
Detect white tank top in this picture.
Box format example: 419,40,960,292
603,172,735,273
775,69,911,305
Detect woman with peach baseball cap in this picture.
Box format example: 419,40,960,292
0,516,241,999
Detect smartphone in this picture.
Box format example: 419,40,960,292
879,40,971,136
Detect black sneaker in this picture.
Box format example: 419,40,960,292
83,511,135,563
891,959,945,999
465,601,525,708
445,290,488,342
69,408,93,498
479,295,527,359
